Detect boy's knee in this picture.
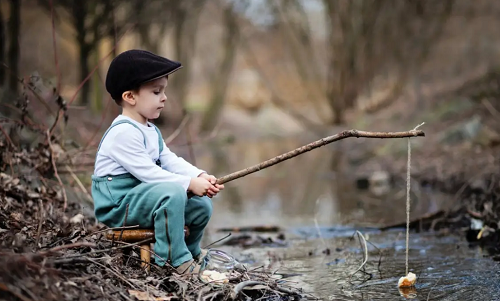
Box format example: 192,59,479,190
198,196,213,220
150,182,187,206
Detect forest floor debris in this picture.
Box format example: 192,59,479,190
0,143,309,301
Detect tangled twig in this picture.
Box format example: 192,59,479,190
46,130,68,211
349,231,369,282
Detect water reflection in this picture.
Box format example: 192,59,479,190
212,231,500,300
187,135,451,229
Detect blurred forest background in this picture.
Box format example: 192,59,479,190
1,0,500,228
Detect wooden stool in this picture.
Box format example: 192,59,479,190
106,226,190,272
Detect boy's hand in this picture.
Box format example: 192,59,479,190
188,177,213,197
198,173,225,198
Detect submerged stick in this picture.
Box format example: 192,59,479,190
349,230,369,282
216,129,425,185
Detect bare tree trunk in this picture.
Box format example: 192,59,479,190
134,1,157,53
0,3,5,86
273,0,330,123
199,5,239,133
74,1,91,104
329,92,346,125
160,0,206,128
171,0,206,104
110,2,118,58
78,41,91,105
324,0,345,125
172,8,189,107
8,0,20,93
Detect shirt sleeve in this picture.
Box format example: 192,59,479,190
109,129,192,190
159,140,205,178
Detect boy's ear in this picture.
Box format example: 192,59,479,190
122,90,136,106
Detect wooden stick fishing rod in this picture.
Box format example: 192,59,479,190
217,129,424,185
188,128,425,198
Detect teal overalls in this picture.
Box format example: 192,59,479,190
91,120,213,267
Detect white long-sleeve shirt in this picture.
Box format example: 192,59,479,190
93,115,204,190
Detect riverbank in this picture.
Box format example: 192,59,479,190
350,72,500,256
0,171,306,301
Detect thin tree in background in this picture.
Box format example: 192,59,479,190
323,0,454,124
38,0,117,105
170,0,207,107
200,2,241,133
132,0,173,55
8,0,20,94
253,0,454,125
0,2,5,86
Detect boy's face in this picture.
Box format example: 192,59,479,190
130,77,168,121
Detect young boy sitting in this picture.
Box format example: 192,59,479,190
91,49,224,274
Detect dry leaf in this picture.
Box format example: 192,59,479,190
70,213,85,224
10,213,22,222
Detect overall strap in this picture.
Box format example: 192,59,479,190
152,124,164,154
151,124,164,166
96,119,163,167
96,120,147,152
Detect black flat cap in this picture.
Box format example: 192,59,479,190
105,49,182,101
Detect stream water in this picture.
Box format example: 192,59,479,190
209,228,500,300
184,135,500,300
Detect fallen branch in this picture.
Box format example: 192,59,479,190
216,129,425,185
202,291,222,301
233,280,268,297
46,242,97,253
87,258,138,289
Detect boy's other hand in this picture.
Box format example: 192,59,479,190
188,177,213,197
198,173,217,184
197,173,225,198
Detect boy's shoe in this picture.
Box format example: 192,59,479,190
175,259,202,275
194,249,208,262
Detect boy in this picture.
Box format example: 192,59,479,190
91,49,224,274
